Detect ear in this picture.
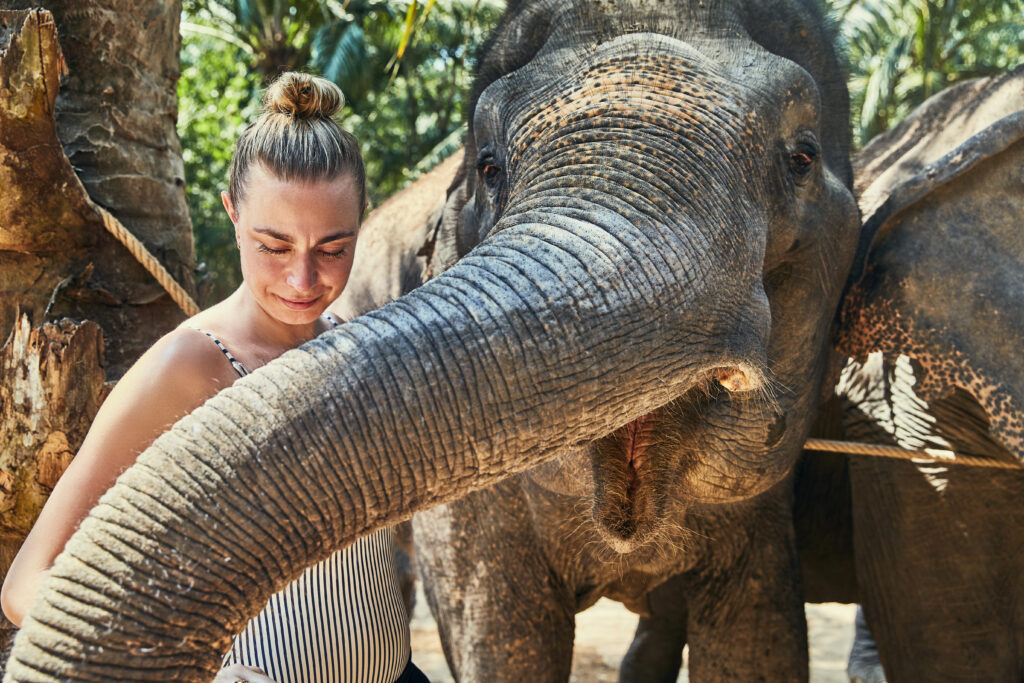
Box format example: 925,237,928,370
221,191,240,244
847,71,1024,285
836,70,1024,464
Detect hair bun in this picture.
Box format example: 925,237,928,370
263,72,345,120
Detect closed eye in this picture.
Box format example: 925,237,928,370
257,243,288,255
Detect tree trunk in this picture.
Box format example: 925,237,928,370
1,1,194,376
0,2,192,654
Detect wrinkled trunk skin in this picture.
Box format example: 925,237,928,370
0,1,192,662
6,1,857,680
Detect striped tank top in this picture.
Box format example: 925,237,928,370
194,318,415,683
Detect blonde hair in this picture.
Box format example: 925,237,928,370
228,72,366,210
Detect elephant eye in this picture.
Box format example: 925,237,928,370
788,140,819,181
477,153,504,189
790,151,815,173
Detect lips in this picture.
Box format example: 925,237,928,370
278,295,321,310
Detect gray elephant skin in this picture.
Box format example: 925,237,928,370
831,68,1024,681
4,1,861,680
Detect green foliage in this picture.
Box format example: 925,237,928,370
180,0,1020,303
178,26,260,304
182,0,404,90
830,0,1024,146
344,1,501,199
177,1,502,303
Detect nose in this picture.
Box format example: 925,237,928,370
286,254,318,292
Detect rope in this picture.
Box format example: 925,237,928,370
95,204,200,317
804,438,1021,470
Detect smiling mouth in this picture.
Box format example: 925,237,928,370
278,295,321,310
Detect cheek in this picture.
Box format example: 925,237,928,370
241,252,282,286
322,255,356,288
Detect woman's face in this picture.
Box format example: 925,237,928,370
223,164,362,326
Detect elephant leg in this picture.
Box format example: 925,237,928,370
413,479,575,682
619,574,689,683
685,490,808,682
392,520,417,619
851,459,1024,682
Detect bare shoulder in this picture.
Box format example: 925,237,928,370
99,327,240,436
137,327,238,396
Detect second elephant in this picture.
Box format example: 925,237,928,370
834,67,1024,681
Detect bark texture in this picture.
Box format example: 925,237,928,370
0,2,193,657
0,2,194,377
0,316,106,656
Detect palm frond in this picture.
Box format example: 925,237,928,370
181,21,256,54
411,124,465,175
313,21,371,98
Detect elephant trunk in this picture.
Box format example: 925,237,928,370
6,181,768,682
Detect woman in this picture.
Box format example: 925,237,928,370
1,72,426,683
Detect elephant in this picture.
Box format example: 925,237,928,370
832,66,1024,681
621,67,1024,683
411,0,862,680
4,0,863,680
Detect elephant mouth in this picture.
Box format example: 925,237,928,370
590,364,760,553
590,411,661,553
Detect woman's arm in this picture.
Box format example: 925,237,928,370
1,328,238,627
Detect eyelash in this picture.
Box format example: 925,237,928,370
256,244,347,259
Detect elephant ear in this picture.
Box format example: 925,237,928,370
836,67,1024,464
330,150,463,319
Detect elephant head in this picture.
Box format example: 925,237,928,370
435,0,860,551
6,1,859,679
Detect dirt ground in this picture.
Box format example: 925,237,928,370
409,588,856,682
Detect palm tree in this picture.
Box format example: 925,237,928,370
182,0,403,95
0,0,195,658
832,0,1024,145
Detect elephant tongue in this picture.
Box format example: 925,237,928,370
616,412,657,484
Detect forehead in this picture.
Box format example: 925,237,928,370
237,165,361,234
477,32,819,148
